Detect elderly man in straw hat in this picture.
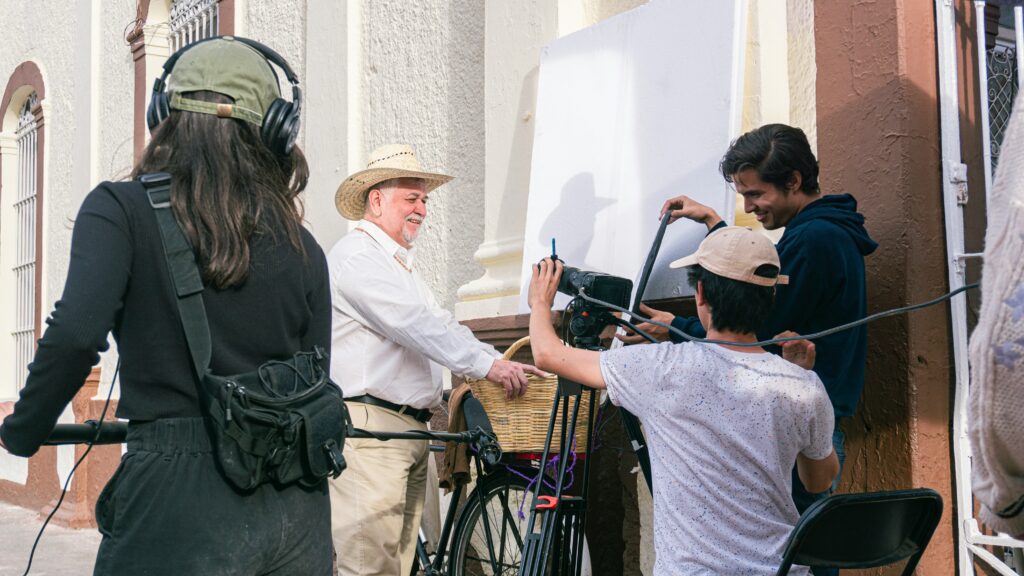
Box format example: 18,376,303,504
327,143,546,575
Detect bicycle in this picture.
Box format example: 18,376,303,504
411,392,543,576
43,394,553,576
414,447,541,576
411,392,591,576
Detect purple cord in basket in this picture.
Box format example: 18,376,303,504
509,437,579,520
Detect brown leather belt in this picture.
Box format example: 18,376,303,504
346,394,433,423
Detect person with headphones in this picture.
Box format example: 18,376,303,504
0,37,332,574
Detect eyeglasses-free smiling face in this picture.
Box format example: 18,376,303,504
733,168,815,230
366,177,429,248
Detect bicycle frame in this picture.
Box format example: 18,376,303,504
518,374,598,576
44,396,525,576
414,443,541,575
413,443,464,576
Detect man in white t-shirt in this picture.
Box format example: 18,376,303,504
527,226,839,575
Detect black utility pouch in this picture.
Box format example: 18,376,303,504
140,173,348,491
201,348,349,490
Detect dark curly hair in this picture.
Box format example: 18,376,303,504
719,124,819,194
686,265,777,334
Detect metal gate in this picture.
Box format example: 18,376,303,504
936,1,1024,573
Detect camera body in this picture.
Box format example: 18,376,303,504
556,266,633,310
554,263,633,345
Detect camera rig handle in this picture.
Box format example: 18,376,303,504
616,213,673,495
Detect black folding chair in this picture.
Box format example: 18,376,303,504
775,488,943,576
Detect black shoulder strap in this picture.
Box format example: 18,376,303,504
139,172,211,383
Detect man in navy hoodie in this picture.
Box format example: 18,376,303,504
622,124,877,573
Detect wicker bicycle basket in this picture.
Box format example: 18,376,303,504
468,336,592,454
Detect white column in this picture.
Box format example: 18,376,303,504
303,1,353,250
455,1,558,320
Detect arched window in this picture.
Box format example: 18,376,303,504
0,62,46,396
12,93,39,387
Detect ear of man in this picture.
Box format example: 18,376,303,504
787,170,803,194
365,187,390,218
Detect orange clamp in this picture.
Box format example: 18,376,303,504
535,495,558,510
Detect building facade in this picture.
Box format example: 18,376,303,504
0,0,1013,573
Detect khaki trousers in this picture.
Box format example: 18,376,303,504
331,402,429,576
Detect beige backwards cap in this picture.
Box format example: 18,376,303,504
166,37,280,126
670,226,789,287
335,144,454,220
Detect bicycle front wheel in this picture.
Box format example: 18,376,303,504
449,469,533,576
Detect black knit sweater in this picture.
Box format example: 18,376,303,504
0,181,331,457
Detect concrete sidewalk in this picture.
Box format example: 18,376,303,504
0,502,100,575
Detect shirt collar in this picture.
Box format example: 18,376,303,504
356,219,415,267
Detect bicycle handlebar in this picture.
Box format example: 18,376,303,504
44,421,129,445
43,391,503,465
462,396,501,465
44,421,503,465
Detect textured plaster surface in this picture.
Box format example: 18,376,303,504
583,0,647,24
246,0,307,125
243,1,349,247
100,1,138,184
454,0,557,318
360,0,486,309
815,0,954,573
0,0,136,485
787,0,816,151
301,2,350,249
0,3,76,334
0,0,134,329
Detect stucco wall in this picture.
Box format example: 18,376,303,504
453,1,559,319
245,0,306,115
0,0,135,371
0,2,77,341
814,1,955,573
457,0,818,316
300,2,351,250
100,1,138,184
0,0,138,488
357,0,486,309
785,0,816,152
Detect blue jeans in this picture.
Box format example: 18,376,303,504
791,425,846,576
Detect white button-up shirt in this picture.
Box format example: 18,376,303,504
327,220,499,409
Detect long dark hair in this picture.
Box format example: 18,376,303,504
132,91,309,289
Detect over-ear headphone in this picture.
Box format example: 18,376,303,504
146,35,302,156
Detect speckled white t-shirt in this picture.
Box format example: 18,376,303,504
601,341,834,576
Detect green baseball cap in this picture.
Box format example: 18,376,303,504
167,36,280,126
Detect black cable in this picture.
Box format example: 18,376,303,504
22,360,120,576
585,282,981,348
610,317,658,344
630,214,672,315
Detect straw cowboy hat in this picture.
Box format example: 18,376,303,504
335,144,454,220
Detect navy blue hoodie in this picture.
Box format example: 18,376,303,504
671,194,878,417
